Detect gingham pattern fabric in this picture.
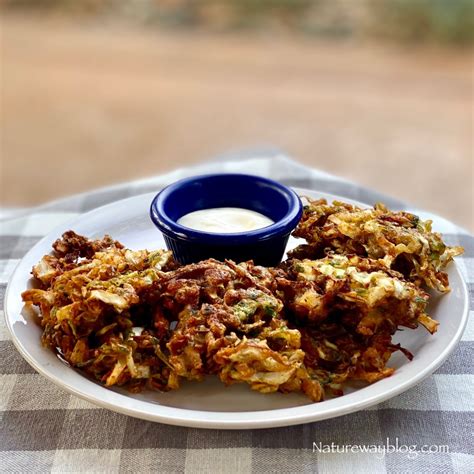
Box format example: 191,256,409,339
1,151,473,473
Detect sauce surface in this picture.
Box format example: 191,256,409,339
177,207,274,233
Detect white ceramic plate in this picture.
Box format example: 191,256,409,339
5,189,469,429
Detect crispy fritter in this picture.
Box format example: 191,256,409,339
291,199,463,292
215,334,322,401
22,233,180,392
277,254,438,394
277,254,434,392
279,254,435,334
161,259,322,400
299,326,404,394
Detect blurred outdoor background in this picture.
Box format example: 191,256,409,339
1,0,473,230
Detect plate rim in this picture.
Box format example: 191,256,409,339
4,188,470,429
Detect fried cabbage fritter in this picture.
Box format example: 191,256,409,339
279,254,435,334
291,199,463,292
22,232,179,391
276,254,434,394
160,259,322,400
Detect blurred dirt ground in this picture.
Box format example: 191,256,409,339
1,16,473,230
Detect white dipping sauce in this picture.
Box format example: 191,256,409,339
177,207,274,233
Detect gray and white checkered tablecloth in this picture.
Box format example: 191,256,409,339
1,151,473,473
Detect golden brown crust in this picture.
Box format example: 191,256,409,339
291,198,463,292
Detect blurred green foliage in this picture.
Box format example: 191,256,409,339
2,0,473,45
370,0,473,45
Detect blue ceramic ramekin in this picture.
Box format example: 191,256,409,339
149,173,302,266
